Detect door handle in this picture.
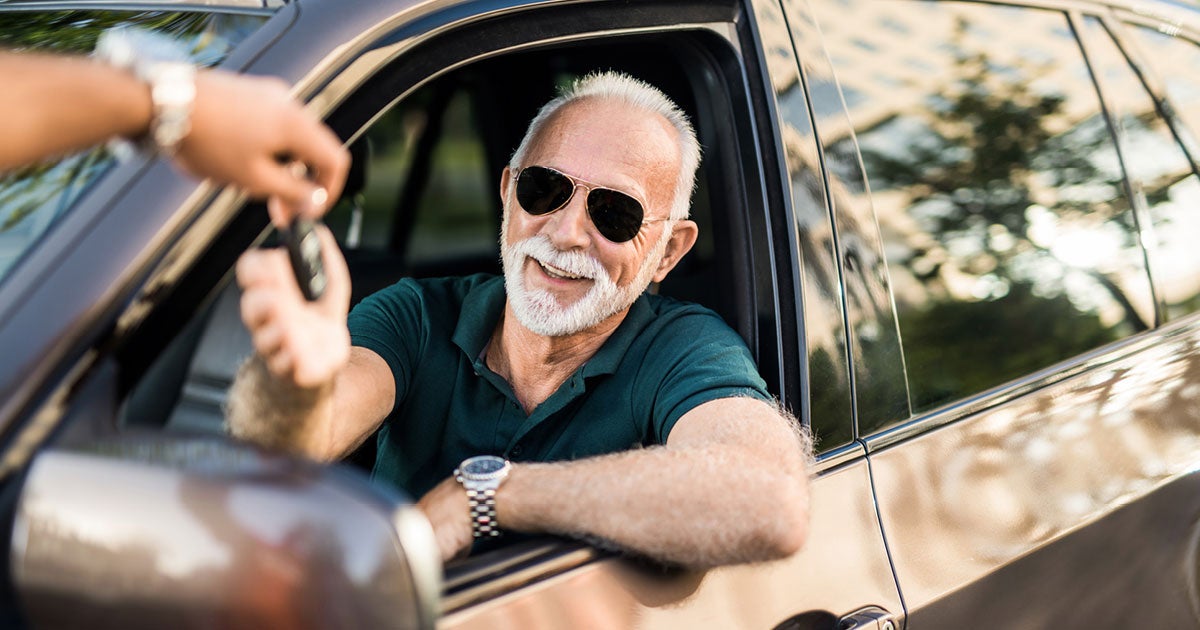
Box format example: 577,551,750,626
839,606,897,630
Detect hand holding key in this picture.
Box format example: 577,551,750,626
236,195,352,388
286,217,327,302
277,161,328,302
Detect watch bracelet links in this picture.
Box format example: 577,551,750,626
94,28,196,159
143,61,196,157
465,487,501,538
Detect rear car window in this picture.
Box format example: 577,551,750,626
820,1,1154,413
1122,22,1200,319
0,11,269,284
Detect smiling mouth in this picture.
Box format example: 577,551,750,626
536,259,588,281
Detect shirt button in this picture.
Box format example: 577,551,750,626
511,446,524,457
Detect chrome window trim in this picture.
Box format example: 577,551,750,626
814,441,866,474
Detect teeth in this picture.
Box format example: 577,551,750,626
539,261,584,280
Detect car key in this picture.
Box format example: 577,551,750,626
286,217,327,301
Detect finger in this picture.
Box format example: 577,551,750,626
285,115,349,212
240,286,282,330
266,196,291,229
247,157,315,215
251,322,284,357
237,247,296,293
235,250,265,289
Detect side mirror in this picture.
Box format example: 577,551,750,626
9,435,440,629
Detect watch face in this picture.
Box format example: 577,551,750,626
462,455,508,476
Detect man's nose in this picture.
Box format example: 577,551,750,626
544,187,592,249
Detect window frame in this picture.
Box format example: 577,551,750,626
90,0,806,606
836,0,1187,450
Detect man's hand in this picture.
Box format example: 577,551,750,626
236,221,352,388
417,477,475,563
178,71,350,220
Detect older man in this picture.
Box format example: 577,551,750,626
229,71,812,567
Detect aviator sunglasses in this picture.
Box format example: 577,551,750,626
515,166,669,243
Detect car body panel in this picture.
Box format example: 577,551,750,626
440,457,900,629
869,317,1200,626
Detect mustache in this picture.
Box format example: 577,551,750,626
510,235,607,281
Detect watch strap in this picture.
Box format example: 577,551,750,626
454,464,506,538
94,27,196,158
466,485,500,538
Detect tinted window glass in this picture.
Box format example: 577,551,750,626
328,85,495,264
827,2,1152,412
409,91,495,264
1129,23,1200,152
1121,23,1200,318
768,0,857,450
0,11,267,284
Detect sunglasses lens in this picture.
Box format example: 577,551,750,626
516,167,573,215
587,188,644,243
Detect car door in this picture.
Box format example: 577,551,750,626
301,1,902,626
804,0,1200,626
1,0,905,627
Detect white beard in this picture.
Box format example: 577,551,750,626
500,209,671,337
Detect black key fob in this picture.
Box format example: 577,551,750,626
286,218,327,301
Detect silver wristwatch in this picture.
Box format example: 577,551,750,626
95,26,196,158
454,455,512,538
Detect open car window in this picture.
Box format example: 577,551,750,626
106,1,798,591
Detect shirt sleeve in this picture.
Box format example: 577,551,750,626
638,306,773,443
347,279,428,408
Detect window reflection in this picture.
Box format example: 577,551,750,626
1129,24,1200,154
1120,23,1200,318
823,2,1152,412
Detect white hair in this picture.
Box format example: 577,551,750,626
508,71,701,221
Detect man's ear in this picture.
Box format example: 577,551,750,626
652,220,699,283
499,166,512,203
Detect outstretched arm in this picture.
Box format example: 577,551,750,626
0,51,348,210
418,397,813,568
226,223,394,457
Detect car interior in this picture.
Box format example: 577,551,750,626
111,24,781,575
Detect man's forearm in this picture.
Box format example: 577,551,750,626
225,355,335,458
496,405,813,568
1,52,152,171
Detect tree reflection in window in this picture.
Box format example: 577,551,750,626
836,5,1153,412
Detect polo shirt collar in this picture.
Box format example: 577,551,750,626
580,293,653,378
451,276,654,379
452,275,507,361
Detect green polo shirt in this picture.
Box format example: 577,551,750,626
347,273,770,499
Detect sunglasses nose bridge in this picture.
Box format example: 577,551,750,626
542,182,594,245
